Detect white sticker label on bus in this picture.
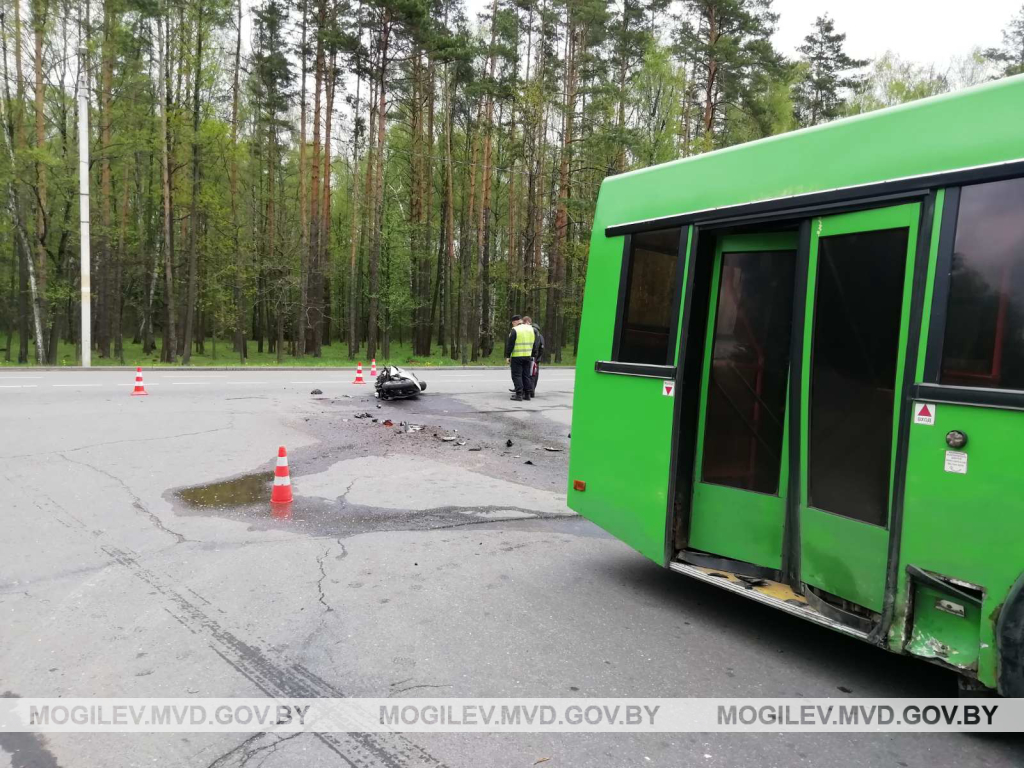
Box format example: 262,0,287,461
663,381,675,397
914,402,936,425
944,450,968,474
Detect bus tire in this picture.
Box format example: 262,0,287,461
996,572,1024,697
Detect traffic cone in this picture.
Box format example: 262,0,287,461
271,446,293,504
370,359,377,377
130,367,148,396
353,363,365,384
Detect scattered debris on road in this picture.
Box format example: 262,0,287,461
310,388,323,395
506,439,514,447
543,447,562,452
469,447,482,452
383,419,394,427
524,460,534,466
354,412,372,419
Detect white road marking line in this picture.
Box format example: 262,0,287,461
0,375,43,379
228,381,265,384
170,382,204,385
52,383,101,387
163,374,227,378
117,382,160,386
0,384,38,388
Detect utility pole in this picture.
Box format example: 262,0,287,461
78,46,91,366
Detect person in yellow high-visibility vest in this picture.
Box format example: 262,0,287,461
504,315,536,401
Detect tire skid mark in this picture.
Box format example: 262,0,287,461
100,545,443,768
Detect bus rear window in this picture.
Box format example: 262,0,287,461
616,228,681,365
940,178,1024,390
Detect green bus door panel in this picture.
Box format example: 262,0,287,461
567,226,692,565
688,233,798,571
568,371,677,563
799,204,920,612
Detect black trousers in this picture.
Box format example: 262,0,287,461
510,356,534,396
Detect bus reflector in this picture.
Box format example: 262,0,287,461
573,480,586,492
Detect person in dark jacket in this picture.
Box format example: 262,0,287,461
509,316,544,395
504,316,536,401
524,316,544,394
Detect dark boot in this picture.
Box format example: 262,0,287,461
510,394,523,401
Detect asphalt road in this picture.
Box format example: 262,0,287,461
1,368,1021,768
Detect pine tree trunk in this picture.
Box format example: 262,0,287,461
115,164,130,363
158,7,177,363
316,47,336,357
182,5,204,364
231,0,244,363
97,6,114,359
443,61,456,360
478,0,498,357
31,0,48,363
422,55,435,355
703,7,718,139
307,4,323,355
296,0,309,357
347,72,362,360
549,14,577,364
367,17,391,361
466,109,481,361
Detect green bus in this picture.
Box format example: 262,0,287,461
568,75,1024,695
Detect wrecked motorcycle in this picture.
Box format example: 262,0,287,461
374,366,427,400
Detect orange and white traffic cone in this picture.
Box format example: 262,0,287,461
353,363,365,384
370,359,377,377
131,367,148,396
271,446,293,504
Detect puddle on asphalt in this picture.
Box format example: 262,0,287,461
176,472,274,508
171,469,572,539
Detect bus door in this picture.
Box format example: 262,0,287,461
687,233,799,573
797,204,919,612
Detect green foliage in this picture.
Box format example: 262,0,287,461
794,14,867,126
846,52,949,114
983,3,1024,77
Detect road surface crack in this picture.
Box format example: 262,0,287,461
338,479,357,508
206,731,304,768
59,454,191,544
315,547,333,613
389,683,454,697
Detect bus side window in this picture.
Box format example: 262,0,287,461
940,177,1024,390
615,227,682,365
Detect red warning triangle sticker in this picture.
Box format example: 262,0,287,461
918,404,931,417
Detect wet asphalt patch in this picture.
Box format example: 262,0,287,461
169,388,574,538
